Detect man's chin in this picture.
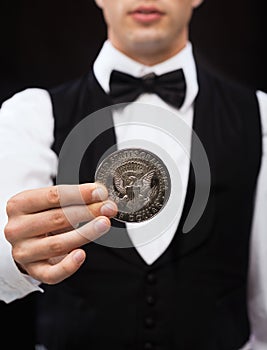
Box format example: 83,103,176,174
127,33,167,49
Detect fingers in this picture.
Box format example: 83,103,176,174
5,200,117,241
26,249,87,284
12,216,111,266
4,183,115,285
6,183,108,216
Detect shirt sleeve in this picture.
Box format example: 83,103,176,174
0,88,58,303
247,90,267,349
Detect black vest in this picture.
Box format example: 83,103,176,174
35,65,262,350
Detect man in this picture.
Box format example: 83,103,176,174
0,0,266,349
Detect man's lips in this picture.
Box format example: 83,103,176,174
129,6,165,23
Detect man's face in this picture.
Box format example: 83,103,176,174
95,0,202,63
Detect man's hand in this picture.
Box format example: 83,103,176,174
4,183,117,284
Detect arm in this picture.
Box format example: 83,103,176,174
0,89,117,303
247,90,267,349
0,88,57,302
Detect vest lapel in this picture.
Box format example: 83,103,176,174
154,66,217,268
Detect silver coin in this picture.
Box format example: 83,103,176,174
95,148,171,223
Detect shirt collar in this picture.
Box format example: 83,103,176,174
93,40,198,113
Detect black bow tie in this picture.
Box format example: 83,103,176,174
109,69,186,109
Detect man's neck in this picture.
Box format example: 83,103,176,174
115,47,186,66
108,36,188,66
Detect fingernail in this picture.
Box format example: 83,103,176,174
94,218,110,234
92,186,108,201
73,250,85,264
100,201,117,216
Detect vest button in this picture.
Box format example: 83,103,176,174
144,342,153,350
147,272,157,284
146,295,156,305
145,317,155,328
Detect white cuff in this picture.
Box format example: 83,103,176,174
0,237,43,303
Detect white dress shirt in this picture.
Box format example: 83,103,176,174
94,41,197,264
0,40,266,349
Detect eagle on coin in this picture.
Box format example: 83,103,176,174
113,169,157,210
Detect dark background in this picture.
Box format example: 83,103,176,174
0,0,266,106
0,0,266,348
